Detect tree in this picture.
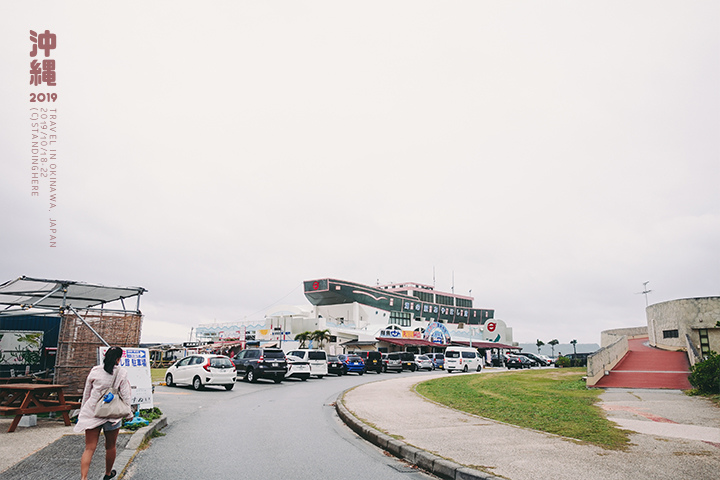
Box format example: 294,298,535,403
548,339,559,357
570,339,577,356
294,331,311,348
536,339,545,354
311,329,331,348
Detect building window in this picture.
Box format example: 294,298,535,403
389,311,411,327
413,291,434,303
662,329,679,339
456,298,472,308
436,294,454,306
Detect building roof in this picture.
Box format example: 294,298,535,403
377,337,446,347
451,340,519,349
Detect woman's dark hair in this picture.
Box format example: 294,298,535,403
103,346,124,374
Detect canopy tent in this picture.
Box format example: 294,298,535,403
0,276,146,316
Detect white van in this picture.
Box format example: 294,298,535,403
286,349,328,378
444,347,482,373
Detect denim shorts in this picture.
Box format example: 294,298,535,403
99,420,122,432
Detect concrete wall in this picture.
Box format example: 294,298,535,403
646,297,720,352
587,334,629,387
600,326,647,348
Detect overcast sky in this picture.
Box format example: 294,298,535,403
1,1,718,345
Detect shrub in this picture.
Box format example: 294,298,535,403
555,356,571,368
688,352,720,394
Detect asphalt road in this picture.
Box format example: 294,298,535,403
122,370,439,479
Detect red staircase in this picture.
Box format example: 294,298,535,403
593,337,692,389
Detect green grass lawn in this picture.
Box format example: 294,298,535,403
151,368,166,383
416,368,630,450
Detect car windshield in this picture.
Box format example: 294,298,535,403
308,351,326,360
209,357,233,368
446,351,460,358
263,350,285,359
328,356,338,361
417,355,429,360
347,356,362,361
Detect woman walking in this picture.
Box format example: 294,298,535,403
74,346,133,480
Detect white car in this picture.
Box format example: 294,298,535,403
286,349,328,378
165,354,236,390
285,355,311,381
414,354,434,371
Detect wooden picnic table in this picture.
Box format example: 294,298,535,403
0,383,80,432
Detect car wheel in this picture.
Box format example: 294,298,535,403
463,365,468,373
192,376,203,390
476,365,482,372
246,369,257,383
317,375,324,379
273,375,283,384
359,371,364,375
224,384,234,391
301,376,308,381
165,373,174,387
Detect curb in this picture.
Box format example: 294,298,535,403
117,416,168,479
335,392,501,480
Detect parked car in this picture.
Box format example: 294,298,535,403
327,355,345,376
427,353,445,369
165,354,236,391
337,354,364,375
414,354,434,371
516,352,547,367
285,355,311,381
444,346,482,373
491,353,512,367
286,349,328,378
506,355,533,369
399,352,417,371
232,348,287,383
381,353,403,373
352,351,383,373
539,355,554,365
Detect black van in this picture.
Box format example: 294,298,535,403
353,351,383,373
399,352,417,371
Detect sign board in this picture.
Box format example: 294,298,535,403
99,347,153,409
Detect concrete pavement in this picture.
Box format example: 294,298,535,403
0,416,166,479
339,371,720,480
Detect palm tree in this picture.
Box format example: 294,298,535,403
570,339,577,356
536,339,545,354
294,331,311,348
311,329,331,348
548,339,559,357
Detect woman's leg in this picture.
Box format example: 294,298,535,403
81,427,101,480
104,427,120,476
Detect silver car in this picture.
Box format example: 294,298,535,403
414,354,434,371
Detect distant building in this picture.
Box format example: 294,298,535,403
196,278,515,355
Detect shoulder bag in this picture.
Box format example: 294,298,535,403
94,367,132,419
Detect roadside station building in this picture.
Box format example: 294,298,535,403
196,278,516,356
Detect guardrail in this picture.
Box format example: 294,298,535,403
685,334,702,366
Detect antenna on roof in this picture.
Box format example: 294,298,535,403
636,281,652,307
